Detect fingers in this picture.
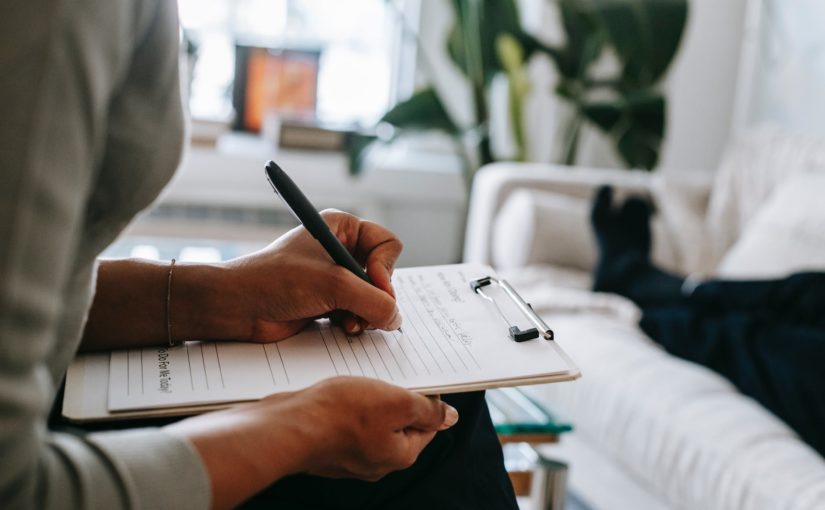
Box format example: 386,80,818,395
309,210,403,333
405,394,459,432
320,210,402,297
340,314,363,335
297,378,455,481
390,395,458,472
330,269,402,331
341,313,372,335
400,429,438,466
361,230,402,297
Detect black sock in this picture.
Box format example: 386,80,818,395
590,186,685,307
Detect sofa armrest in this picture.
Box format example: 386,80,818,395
463,162,655,266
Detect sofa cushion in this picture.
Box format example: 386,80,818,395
650,172,713,275
704,128,825,269
491,188,680,273
505,271,825,510
717,171,825,278
492,189,596,271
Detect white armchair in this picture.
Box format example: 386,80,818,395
465,164,652,268
465,163,712,279
462,129,825,510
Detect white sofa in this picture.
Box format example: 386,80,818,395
464,128,825,510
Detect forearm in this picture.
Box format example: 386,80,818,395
165,396,310,509
82,211,405,350
81,259,250,351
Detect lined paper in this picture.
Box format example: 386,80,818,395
107,264,571,412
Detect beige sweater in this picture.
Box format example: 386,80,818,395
0,0,210,507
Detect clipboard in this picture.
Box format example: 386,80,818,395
63,264,580,423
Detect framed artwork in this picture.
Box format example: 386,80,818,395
233,45,321,132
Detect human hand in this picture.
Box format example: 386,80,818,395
166,377,458,509
287,377,456,480
209,210,403,342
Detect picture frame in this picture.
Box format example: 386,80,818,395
232,45,321,132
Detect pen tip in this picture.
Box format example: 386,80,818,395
398,327,404,334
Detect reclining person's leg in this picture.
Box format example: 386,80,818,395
590,186,825,458
692,272,825,326
640,303,825,457
590,185,686,307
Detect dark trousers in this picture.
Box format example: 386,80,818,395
53,390,518,509
636,272,825,457
241,391,517,509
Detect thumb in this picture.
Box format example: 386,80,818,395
331,270,402,331
407,395,459,432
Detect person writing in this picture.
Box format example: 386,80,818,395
0,1,517,509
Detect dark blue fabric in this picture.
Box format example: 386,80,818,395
588,185,825,458
638,272,825,458
240,391,518,510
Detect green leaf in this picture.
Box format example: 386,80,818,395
515,32,563,63
582,92,665,169
446,0,524,85
590,0,688,88
446,0,474,84
547,0,605,81
381,88,460,134
544,0,686,169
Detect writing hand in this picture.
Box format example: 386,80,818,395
205,210,403,342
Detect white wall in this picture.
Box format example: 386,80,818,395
659,0,749,173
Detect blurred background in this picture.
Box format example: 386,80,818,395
109,0,825,267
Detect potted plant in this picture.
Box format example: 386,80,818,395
349,0,688,187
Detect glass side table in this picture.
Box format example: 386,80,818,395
487,388,573,510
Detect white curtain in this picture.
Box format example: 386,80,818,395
745,0,825,135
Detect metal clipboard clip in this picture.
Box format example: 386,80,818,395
470,276,554,342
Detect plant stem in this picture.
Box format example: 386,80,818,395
561,109,584,166
460,0,487,96
478,133,494,166
460,0,491,167
508,81,527,162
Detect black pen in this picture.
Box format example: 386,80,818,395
264,161,402,332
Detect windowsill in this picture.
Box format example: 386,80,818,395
149,132,469,266
162,132,467,210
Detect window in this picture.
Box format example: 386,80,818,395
741,0,825,135
178,0,417,126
